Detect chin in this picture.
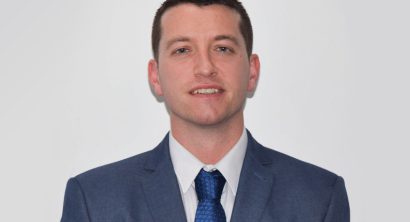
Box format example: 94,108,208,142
171,107,242,128
189,112,237,128
191,117,224,127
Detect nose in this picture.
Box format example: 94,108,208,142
193,50,217,78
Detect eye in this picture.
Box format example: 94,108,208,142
174,47,190,54
216,46,233,54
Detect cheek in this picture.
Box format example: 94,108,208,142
158,66,188,96
232,63,251,87
160,61,189,78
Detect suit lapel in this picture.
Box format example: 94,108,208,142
141,134,187,222
230,132,275,222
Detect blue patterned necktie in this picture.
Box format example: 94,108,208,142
194,169,227,222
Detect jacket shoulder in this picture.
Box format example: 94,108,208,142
75,149,153,183
61,136,172,221
248,138,349,221
74,134,169,184
250,138,342,190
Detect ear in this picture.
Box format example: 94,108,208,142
247,54,260,92
148,59,163,96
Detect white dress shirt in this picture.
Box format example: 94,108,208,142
169,128,248,222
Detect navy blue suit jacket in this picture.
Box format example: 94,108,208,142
61,132,349,221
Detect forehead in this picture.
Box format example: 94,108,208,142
160,4,242,41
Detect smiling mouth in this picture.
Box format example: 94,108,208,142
190,88,224,95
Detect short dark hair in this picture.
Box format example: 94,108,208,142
151,0,253,61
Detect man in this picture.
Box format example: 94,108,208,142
61,0,349,221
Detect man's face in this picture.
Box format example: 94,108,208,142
149,3,259,128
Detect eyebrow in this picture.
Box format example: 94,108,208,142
214,35,240,46
165,37,191,50
165,34,240,50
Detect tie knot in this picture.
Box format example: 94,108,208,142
195,169,226,201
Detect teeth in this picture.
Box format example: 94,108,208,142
192,88,220,94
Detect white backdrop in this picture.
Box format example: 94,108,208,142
0,0,409,221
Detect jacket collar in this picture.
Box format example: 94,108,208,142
141,133,188,222
230,130,276,222
141,131,276,222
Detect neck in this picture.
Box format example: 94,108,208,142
171,115,244,165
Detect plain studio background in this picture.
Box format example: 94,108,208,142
0,0,409,221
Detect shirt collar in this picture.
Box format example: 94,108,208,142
169,128,248,195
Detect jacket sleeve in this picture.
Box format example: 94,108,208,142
323,176,350,222
61,177,91,222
